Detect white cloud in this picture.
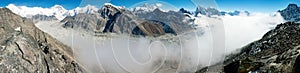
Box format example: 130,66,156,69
35,20,221,72
192,12,285,53
221,12,285,53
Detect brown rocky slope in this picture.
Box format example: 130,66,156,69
0,8,86,72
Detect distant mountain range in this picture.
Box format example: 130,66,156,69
6,4,99,20
4,3,257,36
5,3,253,20
221,10,250,16
60,3,194,36
8,3,300,23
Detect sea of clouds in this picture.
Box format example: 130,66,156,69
34,10,285,73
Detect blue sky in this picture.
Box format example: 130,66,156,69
216,0,300,12
0,0,81,9
0,0,299,13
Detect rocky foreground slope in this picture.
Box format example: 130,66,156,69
197,22,300,73
0,8,85,72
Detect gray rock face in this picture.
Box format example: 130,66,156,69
99,4,126,20
61,4,135,33
112,11,138,33
61,13,104,32
0,8,85,73
279,4,300,22
197,22,300,73
99,4,144,34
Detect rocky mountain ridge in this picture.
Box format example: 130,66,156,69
61,3,190,36
0,8,86,72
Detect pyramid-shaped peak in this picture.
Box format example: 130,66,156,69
287,4,298,8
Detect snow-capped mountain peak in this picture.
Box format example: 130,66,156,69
104,3,125,9
51,5,65,10
5,4,104,20
73,4,99,14
129,3,166,13
195,6,221,17
50,5,69,20
6,4,69,20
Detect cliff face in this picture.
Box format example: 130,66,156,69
0,8,85,72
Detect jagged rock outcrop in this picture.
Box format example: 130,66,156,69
0,8,85,72
197,22,300,73
99,3,126,20
279,4,300,22
100,4,127,33
179,8,192,14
